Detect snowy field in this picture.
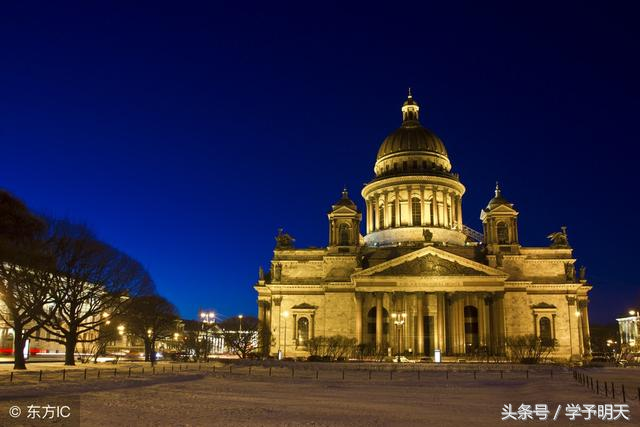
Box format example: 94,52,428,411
0,364,637,426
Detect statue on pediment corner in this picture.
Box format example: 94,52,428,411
275,228,295,249
547,226,571,248
422,228,433,243
579,266,586,281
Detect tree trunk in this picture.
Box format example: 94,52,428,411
149,339,156,365
13,327,27,370
64,336,77,366
144,339,151,362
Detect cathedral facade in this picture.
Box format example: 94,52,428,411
254,93,591,361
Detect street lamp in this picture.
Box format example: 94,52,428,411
391,312,406,363
199,310,216,358
238,314,243,334
283,311,290,358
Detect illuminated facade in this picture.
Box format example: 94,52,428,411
617,312,639,349
255,93,592,361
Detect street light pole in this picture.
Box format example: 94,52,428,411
391,312,406,363
199,310,215,358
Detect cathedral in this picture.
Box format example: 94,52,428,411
254,92,591,361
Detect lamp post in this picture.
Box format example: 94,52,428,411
391,312,406,363
200,310,215,357
238,314,243,334
283,311,290,358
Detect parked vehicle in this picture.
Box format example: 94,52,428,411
391,356,416,363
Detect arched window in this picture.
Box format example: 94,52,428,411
539,317,552,346
497,222,509,244
379,204,385,229
339,223,350,246
390,199,397,227
297,317,309,346
464,305,479,352
411,197,421,226
367,307,389,335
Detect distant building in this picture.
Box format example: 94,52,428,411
617,312,639,349
254,92,592,361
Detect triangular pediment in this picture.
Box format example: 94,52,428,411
482,204,518,216
330,205,359,215
353,246,507,278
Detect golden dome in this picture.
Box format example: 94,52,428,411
373,92,453,177
376,125,448,160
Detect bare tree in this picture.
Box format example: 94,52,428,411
504,334,557,364
219,316,258,359
78,320,120,364
176,320,213,361
123,295,179,365
41,220,155,366
0,190,53,370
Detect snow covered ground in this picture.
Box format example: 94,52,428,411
0,364,637,426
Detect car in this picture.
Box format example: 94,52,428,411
391,356,416,363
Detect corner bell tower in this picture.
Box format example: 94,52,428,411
480,182,520,255
328,187,361,252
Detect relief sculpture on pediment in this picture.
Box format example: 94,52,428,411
373,254,487,276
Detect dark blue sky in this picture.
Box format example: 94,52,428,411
1,2,637,324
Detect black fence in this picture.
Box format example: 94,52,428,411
573,369,640,404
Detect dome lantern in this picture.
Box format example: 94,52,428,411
401,88,420,123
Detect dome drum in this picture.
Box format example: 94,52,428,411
364,226,467,247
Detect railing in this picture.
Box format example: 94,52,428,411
461,225,483,242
